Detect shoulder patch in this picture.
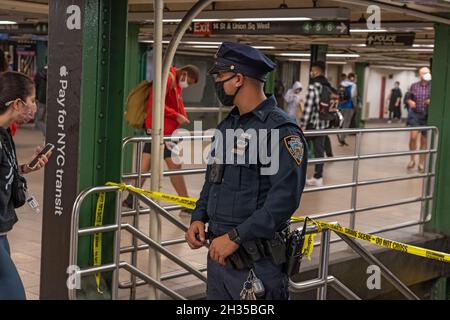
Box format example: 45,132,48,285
284,135,304,166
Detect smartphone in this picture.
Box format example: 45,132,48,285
27,143,55,170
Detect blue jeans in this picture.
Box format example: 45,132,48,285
207,255,289,300
0,236,26,300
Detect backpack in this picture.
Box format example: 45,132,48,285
318,84,343,128
338,84,352,104
124,73,176,129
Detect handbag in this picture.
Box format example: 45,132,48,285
11,170,27,208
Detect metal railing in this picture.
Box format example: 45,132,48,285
68,125,437,300
69,187,420,300
122,126,438,229
69,186,207,300
289,222,420,300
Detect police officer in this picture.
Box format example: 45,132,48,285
185,42,307,300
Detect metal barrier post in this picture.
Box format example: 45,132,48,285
420,128,436,234
112,190,123,299
317,229,331,300
129,141,143,299
148,0,164,300
350,131,362,230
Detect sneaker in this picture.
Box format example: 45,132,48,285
407,160,416,170
122,195,144,210
306,177,324,187
179,208,194,218
122,196,133,209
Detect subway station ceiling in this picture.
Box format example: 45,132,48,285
1,0,449,67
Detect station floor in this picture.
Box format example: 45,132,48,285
8,121,434,299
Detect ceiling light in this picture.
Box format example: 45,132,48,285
183,41,222,45
374,65,419,71
279,53,310,57
231,17,311,22
327,53,360,58
253,46,276,49
406,48,434,52
0,21,17,25
412,44,434,48
350,29,387,33
279,53,359,58
190,44,275,50
190,45,219,49
140,40,170,43
287,59,310,62
285,59,348,64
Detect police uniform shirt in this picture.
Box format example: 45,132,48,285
191,96,307,243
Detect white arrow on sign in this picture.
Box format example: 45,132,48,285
367,35,374,45
337,22,347,34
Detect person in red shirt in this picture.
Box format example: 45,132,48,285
124,65,199,216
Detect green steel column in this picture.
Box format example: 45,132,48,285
425,23,450,235
122,23,145,175
354,62,367,128
41,0,127,299
36,41,47,70
310,44,327,65
123,23,144,138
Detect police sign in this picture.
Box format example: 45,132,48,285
366,32,415,47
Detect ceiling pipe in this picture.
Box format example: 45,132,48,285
0,0,48,15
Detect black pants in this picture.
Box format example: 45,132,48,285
311,136,326,179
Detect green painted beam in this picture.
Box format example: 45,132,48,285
77,0,128,298
425,23,450,235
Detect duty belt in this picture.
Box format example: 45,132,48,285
208,229,288,270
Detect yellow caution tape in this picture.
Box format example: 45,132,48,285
106,182,197,209
302,234,315,260
291,216,450,263
93,183,450,267
93,192,105,294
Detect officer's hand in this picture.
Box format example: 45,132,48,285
209,234,239,266
185,221,206,249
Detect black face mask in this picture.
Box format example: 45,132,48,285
214,74,242,107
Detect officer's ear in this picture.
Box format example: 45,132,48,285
235,73,245,87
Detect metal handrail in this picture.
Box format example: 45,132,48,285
69,185,207,300
288,222,419,300
69,187,424,300
69,185,122,300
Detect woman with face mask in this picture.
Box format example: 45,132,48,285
0,71,51,299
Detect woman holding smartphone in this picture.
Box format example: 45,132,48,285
0,71,51,300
